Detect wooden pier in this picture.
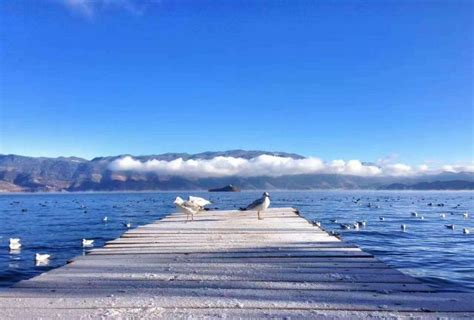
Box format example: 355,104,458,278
0,207,472,319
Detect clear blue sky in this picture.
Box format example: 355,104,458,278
0,0,472,164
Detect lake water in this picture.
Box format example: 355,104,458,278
0,191,473,291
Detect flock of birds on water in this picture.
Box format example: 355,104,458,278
4,192,471,266
4,192,271,266
311,197,471,236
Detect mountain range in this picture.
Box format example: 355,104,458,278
0,151,473,192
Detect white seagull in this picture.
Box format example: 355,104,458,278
9,238,21,250
188,196,211,210
82,239,94,247
240,192,270,220
35,253,50,262
463,228,470,234
174,197,201,222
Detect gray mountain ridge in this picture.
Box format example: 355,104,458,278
0,151,472,192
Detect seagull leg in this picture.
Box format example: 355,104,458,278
258,211,263,220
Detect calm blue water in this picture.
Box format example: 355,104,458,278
0,191,473,291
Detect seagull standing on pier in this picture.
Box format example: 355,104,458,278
188,196,211,210
174,197,201,222
240,192,271,220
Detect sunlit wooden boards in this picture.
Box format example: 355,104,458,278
0,207,473,319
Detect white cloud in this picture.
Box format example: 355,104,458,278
418,164,429,172
108,155,326,178
442,164,474,173
61,0,148,18
108,155,474,178
64,0,94,18
383,163,413,176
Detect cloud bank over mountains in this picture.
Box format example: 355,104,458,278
108,155,474,178
2,152,473,192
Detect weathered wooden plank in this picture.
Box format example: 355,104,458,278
91,247,365,253
0,290,473,312
9,280,435,292
69,255,383,264
25,266,404,277
1,307,472,320
19,271,418,284
104,242,356,248
86,251,372,259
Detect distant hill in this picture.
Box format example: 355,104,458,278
0,152,473,192
381,180,474,190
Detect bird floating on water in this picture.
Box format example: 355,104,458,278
411,212,418,217
445,224,455,230
123,222,132,228
463,213,469,219
240,192,270,220
379,217,385,221
330,219,338,223
440,213,446,219
340,224,351,230
463,228,470,234
401,224,407,231
103,216,108,222
82,239,94,247
356,221,367,227
9,238,21,250
420,216,424,220
35,253,50,262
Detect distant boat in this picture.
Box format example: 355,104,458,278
209,184,241,192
